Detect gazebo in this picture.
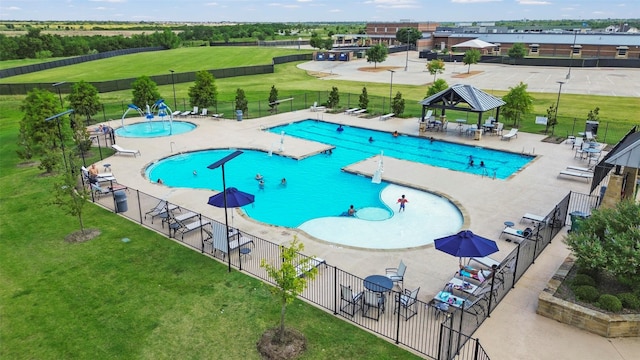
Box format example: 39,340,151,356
419,84,506,130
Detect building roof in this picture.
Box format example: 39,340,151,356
420,84,505,112
442,33,640,47
605,132,640,168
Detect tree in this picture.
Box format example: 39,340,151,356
268,85,278,112
67,81,101,125
131,76,161,109
564,200,640,284
508,43,526,64
426,79,449,97
18,88,64,169
545,103,558,135
462,49,481,74
427,59,445,82
358,86,369,110
587,107,600,121
309,33,322,49
365,43,388,68
260,237,317,343
391,91,405,116
322,38,334,50
188,70,218,110
501,82,534,126
51,161,91,237
234,88,248,114
327,86,339,109
395,27,422,46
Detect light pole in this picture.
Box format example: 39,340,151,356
52,81,66,109
45,109,74,172
387,69,395,113
298,37,302,50
555,81,565,135
404,29,410,71
207,150,243,272
566,30,577,80
169,70,177,111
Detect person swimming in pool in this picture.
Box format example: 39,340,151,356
258,179,265,190
255,173,263,180
337,125,344,132
280,178,287,186
347,205,357,216
368,136,374,142
392,131,399,137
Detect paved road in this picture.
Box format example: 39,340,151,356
298,51,640,97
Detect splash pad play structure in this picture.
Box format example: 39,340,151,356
116,99,187,137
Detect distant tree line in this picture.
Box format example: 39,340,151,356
0,28,180,60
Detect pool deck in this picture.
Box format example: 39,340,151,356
100,109,639,359
99,54,640,359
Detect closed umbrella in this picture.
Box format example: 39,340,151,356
434,230,499,265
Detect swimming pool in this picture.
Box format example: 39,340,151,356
146,147,464,246
268,120,534,179
115,121,196,138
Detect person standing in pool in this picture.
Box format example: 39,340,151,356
397,195,409,212
337,125,344,132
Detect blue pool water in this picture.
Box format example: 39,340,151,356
115,121,196,138
268,120,534,179
147,149,400,228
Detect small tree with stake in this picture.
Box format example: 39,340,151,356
258,237,317,359
51,158,92,242
268,85,278,113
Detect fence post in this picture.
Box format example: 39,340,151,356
395,289,401,344
136,190,143,224
512,244,522,289
333,266,338,315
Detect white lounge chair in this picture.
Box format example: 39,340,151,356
171,110,181,117
500,226,534,243
521,213,546,224
144,200,180,223
344,107,359,114
501,128,518,141
179,110,191,117
189,106,198,116
91,182,127,198
295,256,327,278
81,166,116,183
175,219,211,239
352,109,367,116
310,101,326,112
211,113,224,119
379,113,395,121
558,170,593,182
199,108,208,117
112,144,141,157
566,165,593,173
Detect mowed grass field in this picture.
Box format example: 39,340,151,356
2,46,639,143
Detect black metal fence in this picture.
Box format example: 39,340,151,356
85,171,600,359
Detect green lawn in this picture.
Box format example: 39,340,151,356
0,114,418,358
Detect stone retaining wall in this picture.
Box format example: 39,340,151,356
537,256,640,337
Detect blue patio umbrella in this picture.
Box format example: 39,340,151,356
434,230,499,265
207,187,255,227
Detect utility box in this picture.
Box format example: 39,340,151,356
585,121,599,135
114,190,128,213
569,211,589,233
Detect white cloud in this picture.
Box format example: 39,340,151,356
364,0,420,8
517,0,551,5
205,2,219,6
89,0,126,3
329,9,342,13
1,6,21,10
451,0,502,3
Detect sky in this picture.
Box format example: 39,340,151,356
0,0,637,23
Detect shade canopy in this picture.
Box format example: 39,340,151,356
434,230,499,259
207,187,255,208
453,39,497,49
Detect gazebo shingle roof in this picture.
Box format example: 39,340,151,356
420,84,505,112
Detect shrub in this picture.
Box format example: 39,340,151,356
572,274,596,287
573,285,599,302
597,294,622,312
617,293,640,310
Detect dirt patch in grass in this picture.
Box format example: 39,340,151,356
65,229,101,243
541,136,566,144
16,161,38,168
305,70,334,78
257,327,307,360
358,66,403,72
452,71,483,78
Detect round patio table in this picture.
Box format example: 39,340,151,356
364,275,393,293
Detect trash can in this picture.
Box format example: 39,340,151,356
474,129,483,141
569,211,588,233
114,190,128,213
235,110,243,121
